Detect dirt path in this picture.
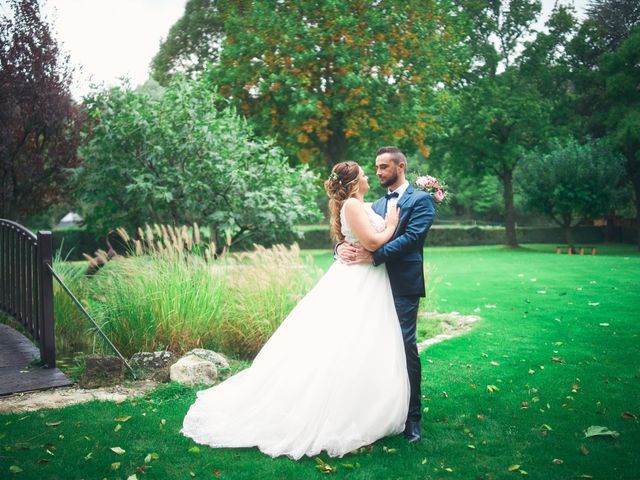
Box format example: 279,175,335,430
417,311,481,352
0,380,158,413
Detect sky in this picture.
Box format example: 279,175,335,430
1,0,591,100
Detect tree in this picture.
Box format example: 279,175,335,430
585,0,640,50
154,0,470,167
518,138,626,244
442,70,552,246
435,1,580,246
150,0,224,86
0,0,83,221
600,27,640,246
567,2,640,246
76,76,321,248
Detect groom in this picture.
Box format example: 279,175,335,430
337,146,435,443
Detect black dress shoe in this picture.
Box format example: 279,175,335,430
404,420,421,443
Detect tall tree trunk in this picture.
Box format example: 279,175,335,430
633,175,640,250
501,168,518,247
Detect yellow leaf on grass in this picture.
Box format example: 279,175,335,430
508,464,521,471
114,416,132,423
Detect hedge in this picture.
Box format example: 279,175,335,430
51,225,636,260
293,224,636,249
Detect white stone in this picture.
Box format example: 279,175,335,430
170,355,218,386
186,348,230,370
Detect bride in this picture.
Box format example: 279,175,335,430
181,161,410,460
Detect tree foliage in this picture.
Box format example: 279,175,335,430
0,0,83,221
150,0,224,86
585,0,640,50
76,76,321,248
518,138,626,243
154,0,471,167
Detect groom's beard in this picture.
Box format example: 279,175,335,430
380,173,399,189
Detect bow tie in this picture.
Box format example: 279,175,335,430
385,192,399,200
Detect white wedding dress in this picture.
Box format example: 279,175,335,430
181,203,410,459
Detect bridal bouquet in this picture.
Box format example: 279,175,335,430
415,175,448,203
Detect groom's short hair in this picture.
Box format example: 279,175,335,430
376,146,407,166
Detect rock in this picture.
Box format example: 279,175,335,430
185,348,230,370
129,351,176,382
79,355,124,389
170,355,218,386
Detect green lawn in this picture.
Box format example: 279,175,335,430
1,244,639,479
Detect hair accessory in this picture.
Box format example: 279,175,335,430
328,172,339,182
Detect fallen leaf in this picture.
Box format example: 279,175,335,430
445,467,453,472
127,475,137,480
144,452,160,463
552,458,563,464
114,424,122,432
588,302,600,306
580,444,589,456
508,464,521,471
541,424,553,431
521,402,529,407
110,447,126,455
315,457,336,474
599,323,609,327
476,414,485,421
9,465,23,473
46,421,62,427
111,462,121,470
114,416,132,423
468,444,475,449
575,475,593,479
486,385,500,393
188,446,200,454
622,412,637,420
490,361,500,366
583,425,620,438
551,357,566,364
528,369,535,374
519,470,528,475
84,452,92,460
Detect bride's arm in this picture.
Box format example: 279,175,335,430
343,198,398,252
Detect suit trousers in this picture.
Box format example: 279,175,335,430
393,295,422,422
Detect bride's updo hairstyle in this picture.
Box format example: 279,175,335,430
324,161,361,242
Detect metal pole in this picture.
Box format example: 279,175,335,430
46,264,137,379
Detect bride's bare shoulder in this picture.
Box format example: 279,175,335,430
343,198,366,217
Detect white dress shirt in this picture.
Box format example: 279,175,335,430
385,180,409,213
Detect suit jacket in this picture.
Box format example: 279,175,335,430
371,185,435,297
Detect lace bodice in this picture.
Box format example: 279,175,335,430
340,202,385,244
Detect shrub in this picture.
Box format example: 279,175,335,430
76,75,321,249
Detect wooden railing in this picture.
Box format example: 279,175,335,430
0,219,55,368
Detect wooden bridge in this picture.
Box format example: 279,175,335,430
0,219,71,396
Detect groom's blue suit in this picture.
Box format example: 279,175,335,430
371,185,435,422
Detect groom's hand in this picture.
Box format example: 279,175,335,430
336,242,358,263
337,243,373,265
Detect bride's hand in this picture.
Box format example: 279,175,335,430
385,205,400,230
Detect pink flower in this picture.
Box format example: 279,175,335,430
434,189,445,202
